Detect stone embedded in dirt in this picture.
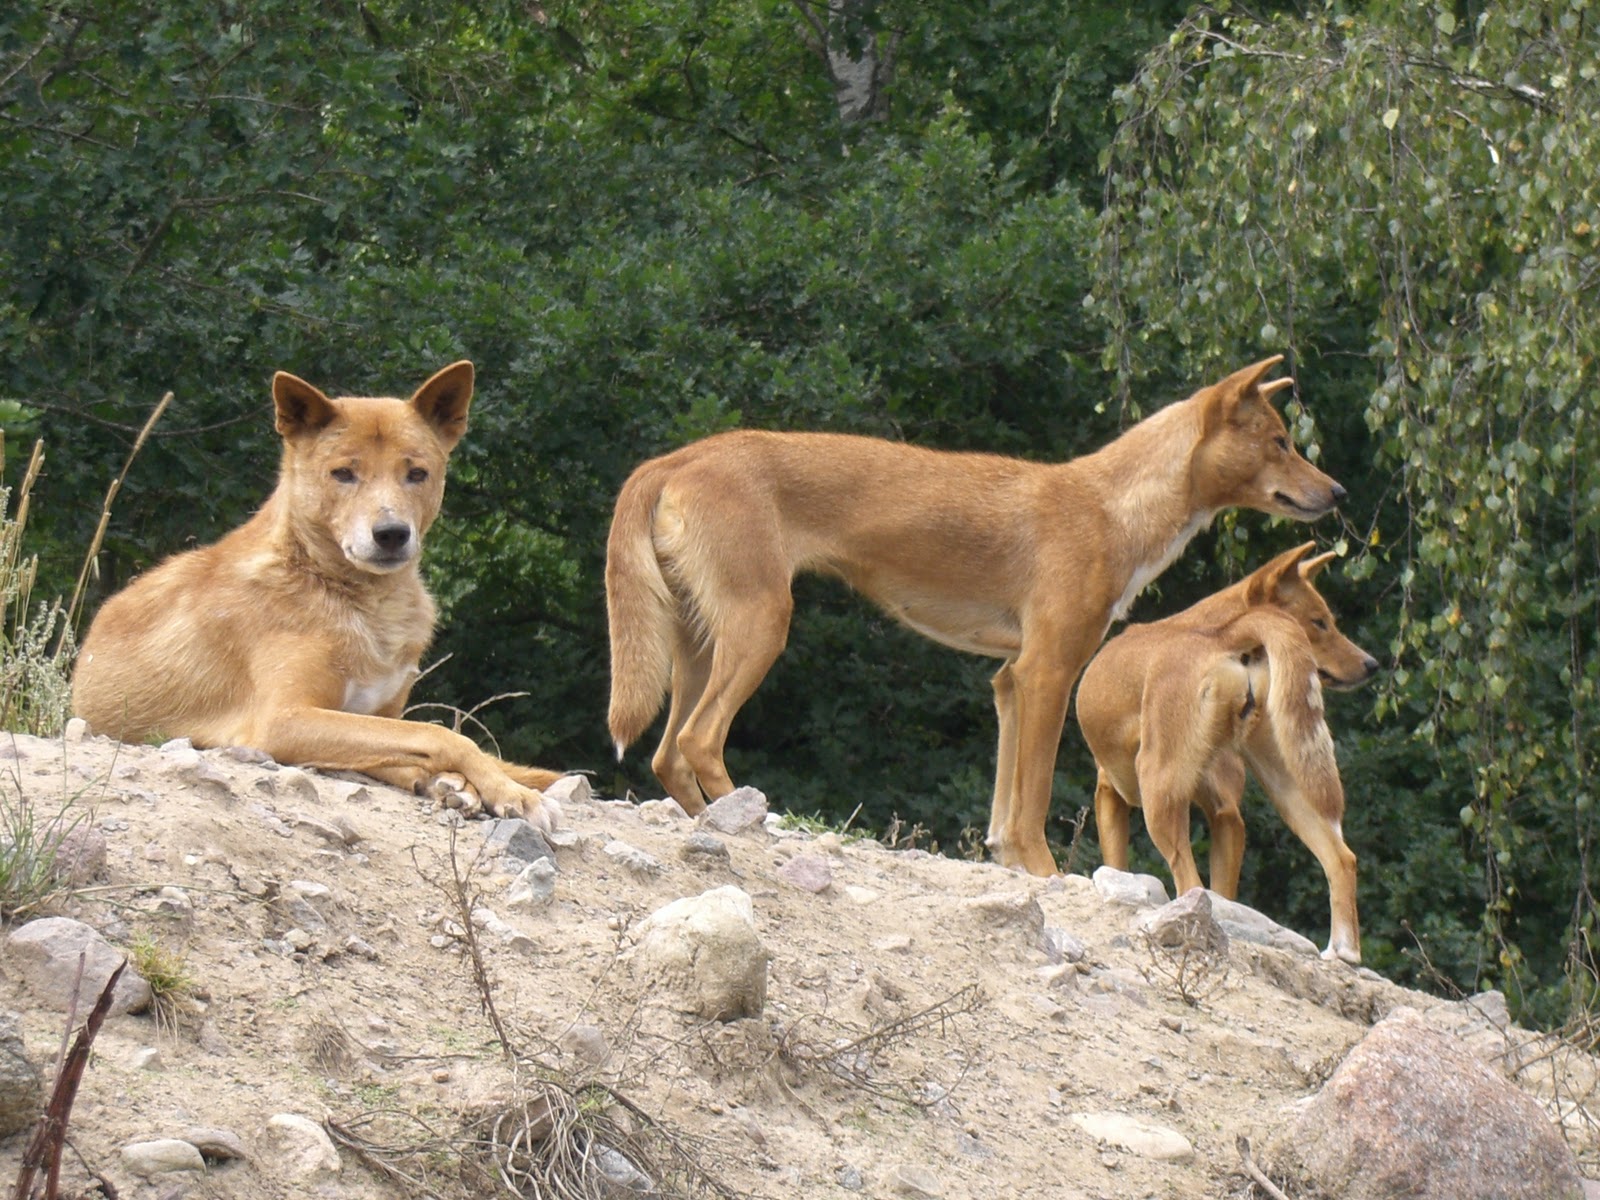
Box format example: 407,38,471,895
6,916,152,1014
271,767,322,803
605,839,663,876
119,1138,207,1178
777,851,834,893
292,811,360,846
42,822,107,884
481,817,554,865
0,1011,42,1138
219,744,274,764
1091,866,1170,908
183,1125,248,1162
542,773,594,806
1275,1006,1585,1200
639,797,690,824
678,831,731,866
560,1023,612,1067
264,1112,342,1178
700,786,769,834
506,857,559,908
626,885,769,1021
1137,887,1230,958
961,890,1045,935
1068,1112,1194,1161
879,1162,945,1196
1041,927,1087,964
1207,892,1318,956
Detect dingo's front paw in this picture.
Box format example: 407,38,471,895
423,772,484,818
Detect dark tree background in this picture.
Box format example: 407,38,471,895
4,0,1595,1025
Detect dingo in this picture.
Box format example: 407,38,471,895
1076,542,1377,961
605,356,1343,873
73,362,562,828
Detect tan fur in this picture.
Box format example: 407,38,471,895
606,356,1344,874
1076,542,1378,962
72,362,563,827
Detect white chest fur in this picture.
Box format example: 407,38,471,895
1111,511,1214,622
341,666,417,716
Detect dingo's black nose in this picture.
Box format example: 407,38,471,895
372,521,412,553
1330,482,1348,505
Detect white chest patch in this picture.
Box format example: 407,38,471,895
1111,511,1214,622
341,667,416,716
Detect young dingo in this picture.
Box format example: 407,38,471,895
1075,542,1377,961
72,362,562,828
606,356,1344,874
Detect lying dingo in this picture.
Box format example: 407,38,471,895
606,357,1343,874
1076,543,1377,961
73,362,563,827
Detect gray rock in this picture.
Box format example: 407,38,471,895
1137,887,1230,957
604,839,662,876
595,1144,654,1192
777,852,833,894
481,818,554,865
1276,1006,1584,1200
679,832,731,865
1207,892,1319,956
6,917,152,1014
701,786,769,834
1091,865,1169,908
626,886,768,1021
63,717,90,742
0,1011,42,1138
120,1139,207,1178
506,858,559,908
1040,927,1087,964
559,1023,611,1067
542,774,594,806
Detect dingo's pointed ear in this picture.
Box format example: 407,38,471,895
1244,541,1315,605
1199,354,1287,432
1300,550,1339,581
410,360,474,451
273,372,339,438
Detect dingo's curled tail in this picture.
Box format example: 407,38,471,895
606,461,678,759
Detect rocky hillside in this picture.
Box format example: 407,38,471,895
1,724,1596,1199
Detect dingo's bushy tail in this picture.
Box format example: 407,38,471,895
1231,609,1339,784
605,464,678,758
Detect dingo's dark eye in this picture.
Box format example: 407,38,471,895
406,467,429,484
1313,618,1329,631
1275,436,1290,452
331,467,356,483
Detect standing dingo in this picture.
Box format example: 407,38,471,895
73,362,563,828
606,357,1342,873
1076,543,1377,961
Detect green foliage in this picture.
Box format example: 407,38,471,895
0,789,77,921
1101,0,1600,1018
1,440,73,736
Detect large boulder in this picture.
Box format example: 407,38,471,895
1272,1006,1584,1200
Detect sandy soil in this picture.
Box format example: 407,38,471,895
0,726,1592,1199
